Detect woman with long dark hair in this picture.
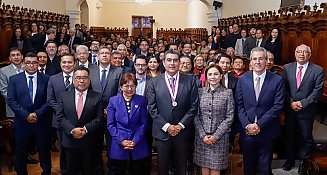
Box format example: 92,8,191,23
9,27,33,54
264,28,282,65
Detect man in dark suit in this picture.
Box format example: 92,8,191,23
67,28,82,53
244,29,266,59
45,41,61,76
147,50,199,175
57,66,103,175
89,47,122,174
110,51,133,74
88,40,100,65
31,28,56,53
76,45,97,69
7,52,51,175
218,54,238,93
236,47,284,175
282,44,324,174
47,53,76,175
117,44,135,73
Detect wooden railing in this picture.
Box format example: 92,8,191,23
90,27,129,38
0,2,69,61
156,28,208,42
218,3,327,98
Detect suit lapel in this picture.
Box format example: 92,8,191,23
104,67,115,91
247,72,257,104
298,63,313,90
290,63,298,92
34,73,43,104
175,74,185,104
257,72,272,103
159,74,173,102
79,91,92,120
129,97,138,119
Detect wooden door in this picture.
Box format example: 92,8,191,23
132,16,153,39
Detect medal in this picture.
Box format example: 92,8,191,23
172,101,177,107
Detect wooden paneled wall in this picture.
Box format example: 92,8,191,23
156,28,208,42
218,3,327,98
90,27,129,38
0,3,69,62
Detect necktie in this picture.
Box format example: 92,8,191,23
93,55,97,65
169,77,176,95
65,75,71,91
255,77,260,101
296,66,303,89
68,37,73,50
28,76,34,103
256,39,260,47
101,69,107,90
242,39,245,54
40,68,44,74
77,92,83,119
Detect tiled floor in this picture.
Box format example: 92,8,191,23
1,120,326,175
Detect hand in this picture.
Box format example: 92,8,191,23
246,123,260,135
26,113,37,123
207,135,218,144
291,101,302,111
103,109,107,118
72,128,85,139
168,125,182,137
202,135,212,144
121,140,135,149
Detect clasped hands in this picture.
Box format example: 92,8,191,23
121,140,135,150
291,101,302,111
26,112,38,123
202,135,217,145
71,127,86,139
167,125,182,137
246,123,260,135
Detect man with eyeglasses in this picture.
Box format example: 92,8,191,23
88,40,100,65
179,55,201,88
147,50,199,175
282,44,324,174
89,47,123,174
7,52,51,175
57,66,103,175
76,45,97,69
110,51,133,74
47,53,76,175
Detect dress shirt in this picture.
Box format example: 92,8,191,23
44,35,49,45
162,72,185,132
63,72,73,84
99,65,110,81
252,70,266,122
256,38,263,47
75,90,87,111
13,64,24,74
136,74,146,96
79,60,90,68
38,65,46,74
224,73,229,88
25,72,37,103
296,62,309,82
92,54,99,65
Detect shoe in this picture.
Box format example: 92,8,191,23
27,155,39,164
298,161,304,175
282,160,295,171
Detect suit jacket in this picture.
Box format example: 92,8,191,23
57,89,103,148
236,71,284,138
0,64,21,118
67,36,82,47
283,62,324,119
244,37,267,58
30,33,46,53
47,72,73,128
235,38,245,57
227,72,238,95
7,72,49,129
55,33,70,46
89,65,123,107
147,73,199,141
9,38,34,55
46,55,62,76
107,93,150,160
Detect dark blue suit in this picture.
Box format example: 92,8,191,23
7,72,51,175
236,71,284,175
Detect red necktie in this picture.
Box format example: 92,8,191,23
296,66,303,89
77,92,83,119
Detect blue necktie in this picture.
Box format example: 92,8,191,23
28,76,34,103
101,69,107,90
93,55,97,65
242,39,245,55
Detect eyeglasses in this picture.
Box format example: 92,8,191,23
135,63,147,67
165,58,179,63
122,84,136,89
74,76,89,81
24,61,38,66
296,50,310,54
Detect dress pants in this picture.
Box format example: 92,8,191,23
284,111,314,161
240,132,275,175
156,131,190,175
57,129,68,175
110,156,149,175
15,124,52,175
64,146,95,175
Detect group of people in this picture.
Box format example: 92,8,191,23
0,22,324,175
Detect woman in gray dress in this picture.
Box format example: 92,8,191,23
193,64,234,175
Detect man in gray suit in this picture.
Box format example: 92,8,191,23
147,50,199,175
89,46,122,174
0,47,24,119
47,53,76,175
282,44,325,174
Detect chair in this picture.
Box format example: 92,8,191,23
0,119,14,172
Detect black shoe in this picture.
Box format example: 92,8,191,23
282,160,295,171
27,155,39,164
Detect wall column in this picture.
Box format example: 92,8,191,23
66,9,81,28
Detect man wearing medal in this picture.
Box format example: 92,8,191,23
147,50,199,175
